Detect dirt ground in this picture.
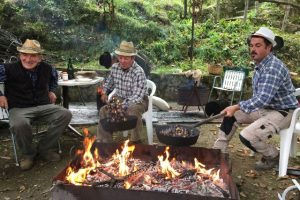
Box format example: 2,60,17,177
1,104,300,200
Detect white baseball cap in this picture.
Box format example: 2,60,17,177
252,27,277,47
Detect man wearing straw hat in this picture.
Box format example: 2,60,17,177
97,41,148,144
212,27,298,170
0,39,72,170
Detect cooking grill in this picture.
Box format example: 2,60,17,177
52,142,239,200
177,84,209,113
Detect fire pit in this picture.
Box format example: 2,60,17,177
52,130,239,200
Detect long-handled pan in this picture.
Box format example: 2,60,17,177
155,113,226,146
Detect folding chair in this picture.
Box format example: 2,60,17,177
208,70,246,105
0,82,61,166
108,79,156,144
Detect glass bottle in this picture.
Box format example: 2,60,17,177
67,58,75,80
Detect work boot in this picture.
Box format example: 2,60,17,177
40,152,61,162
212,128,236,153
213,140,229,153
255,155,279,171
20,157,34,171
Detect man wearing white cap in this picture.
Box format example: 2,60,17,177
97,41,148,144
212,27,298,170
0,39,72,170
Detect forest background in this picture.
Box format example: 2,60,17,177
0,0,299,75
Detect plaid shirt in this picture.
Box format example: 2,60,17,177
104,61,147,106
0,63,58,96
239,53,298,113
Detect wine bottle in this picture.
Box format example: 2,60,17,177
67,58,75,80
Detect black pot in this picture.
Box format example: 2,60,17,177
155,125,200,146
101,116,137,132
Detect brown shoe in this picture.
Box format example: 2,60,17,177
20,157,34,171
40,152,61,162
255,155,279,171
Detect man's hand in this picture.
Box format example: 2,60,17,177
222,104,240,117
48,91,57,104
101,93,108,103
0,96,8,109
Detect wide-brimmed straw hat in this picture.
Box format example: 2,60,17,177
114,41,137,56
17,39,44,54
252,27,277,47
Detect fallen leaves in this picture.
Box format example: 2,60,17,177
19,185,26,193
240,192,247,198
0,156,11,160
245,170,259,178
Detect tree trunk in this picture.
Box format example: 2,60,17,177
216,0,220,21
281,5,291,31
255,1,260,12
243,0,249,22
183,0,188,18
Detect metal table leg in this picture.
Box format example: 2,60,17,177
62,86,69,109
61,86,84,137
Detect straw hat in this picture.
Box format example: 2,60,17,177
17,39,44,54
114,41,137,56
252,27,277,47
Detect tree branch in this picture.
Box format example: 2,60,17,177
257,0,300,9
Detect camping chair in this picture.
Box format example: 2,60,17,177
278,88,300,177
108,79,156,144
208,70,246,105
0,82,61,166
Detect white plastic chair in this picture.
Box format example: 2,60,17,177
278,88,300,177
208,70,246,105
278,179,300,200
108,79,156,144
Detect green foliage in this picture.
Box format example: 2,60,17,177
194,19,253,66
277,33,300,74
0,0,299,74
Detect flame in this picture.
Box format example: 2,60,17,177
64,130,224,189
66,128,98,185
193,158,221,182
157,146,180,179
111,140,135,177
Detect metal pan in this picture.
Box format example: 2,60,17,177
155,113,225,146
101,115,138,132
